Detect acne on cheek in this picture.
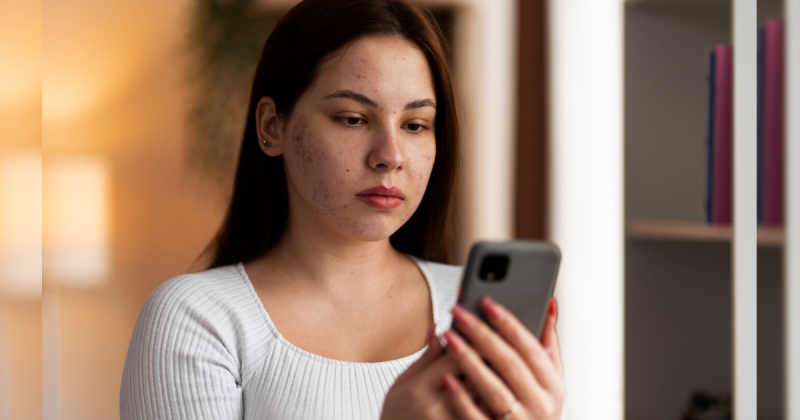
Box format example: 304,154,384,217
311,176,358,231
311,179,334,210
291,117,311,174
291,116,334,176
290,115,361,231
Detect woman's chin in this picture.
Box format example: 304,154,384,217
348,227,400,243
340,218,405,243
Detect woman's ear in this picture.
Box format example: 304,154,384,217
255,97,285,157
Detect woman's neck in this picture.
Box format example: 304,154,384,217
253,220,408,308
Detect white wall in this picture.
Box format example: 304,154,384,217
786,0,799,417
548,1,625,419
447,0,517,251
732,0,758,417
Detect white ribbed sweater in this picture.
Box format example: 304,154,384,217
120,256,462,420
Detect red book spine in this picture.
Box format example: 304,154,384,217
712,45,733,225
763,20,784,226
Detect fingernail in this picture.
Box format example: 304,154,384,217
553,298,559,323
443,373,459,394
451,305,474,329
427,323,437,347
444,330,465,354
545,346,553,357
480,296,504,322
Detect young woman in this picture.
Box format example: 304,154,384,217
120,0,565,419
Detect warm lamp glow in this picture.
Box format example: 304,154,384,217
42,1,155,121
0,152,43,299
0,0,41,107
43,158,109,287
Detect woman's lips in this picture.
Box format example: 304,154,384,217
356,195,403,209
355,186,404,210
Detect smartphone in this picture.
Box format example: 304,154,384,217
455,240,561,340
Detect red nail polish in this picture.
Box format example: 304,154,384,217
443,374,458,394
451,305,474,329
427,323,437,347
444,330,464,354
481,297,504,322
553,298,559,322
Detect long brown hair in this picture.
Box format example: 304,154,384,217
201,0,461,269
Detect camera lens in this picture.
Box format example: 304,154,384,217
478,255,509,281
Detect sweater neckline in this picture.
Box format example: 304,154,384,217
235,254,441,368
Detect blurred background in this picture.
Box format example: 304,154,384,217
3,0,794,418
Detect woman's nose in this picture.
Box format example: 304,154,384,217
368,125,406,171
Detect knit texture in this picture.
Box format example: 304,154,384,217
120,256,462,420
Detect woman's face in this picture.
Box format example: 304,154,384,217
270,36,437,242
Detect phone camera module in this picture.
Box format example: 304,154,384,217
478,255,509,282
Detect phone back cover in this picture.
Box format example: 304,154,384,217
458,241,561,340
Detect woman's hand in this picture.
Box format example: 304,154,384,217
380,324,462,420
442,297,564,420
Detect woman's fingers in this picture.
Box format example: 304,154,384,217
450,305,544,404
442,373,491,420
478,297,563,395
541,298,564,377
394,323,442,385
442,329,521,416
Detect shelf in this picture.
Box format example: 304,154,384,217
624,0,729,11
626,220,785,246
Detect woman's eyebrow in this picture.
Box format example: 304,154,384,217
322,89,436,111
404,98,436,111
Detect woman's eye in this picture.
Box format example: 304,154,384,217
336,117,366,127
404,123,428,134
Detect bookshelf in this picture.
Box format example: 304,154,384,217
624,0,793,418
626,220,786,246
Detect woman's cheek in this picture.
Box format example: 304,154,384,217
406,150,435,215
289,116,313,177
291,126,361,228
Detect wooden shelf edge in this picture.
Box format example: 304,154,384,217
626,220,785,246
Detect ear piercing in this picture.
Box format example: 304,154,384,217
262,139,272,150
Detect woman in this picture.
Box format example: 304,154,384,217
120,0,565,419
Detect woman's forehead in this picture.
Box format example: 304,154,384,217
310,36,436,104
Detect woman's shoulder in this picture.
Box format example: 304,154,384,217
414,258,464,284
143,264,250,312
128,263,272,370
134,263,266,343
411,256,464,313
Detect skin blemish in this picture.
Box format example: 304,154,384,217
290,116,311,174
279,36,437,243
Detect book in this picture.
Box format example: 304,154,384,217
706,48,716,224
712,45,733,225
763,19,784,226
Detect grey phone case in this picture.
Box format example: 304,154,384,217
457,240,561,340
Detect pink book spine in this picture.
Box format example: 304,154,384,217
763,20,785,226
713,45,733,225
